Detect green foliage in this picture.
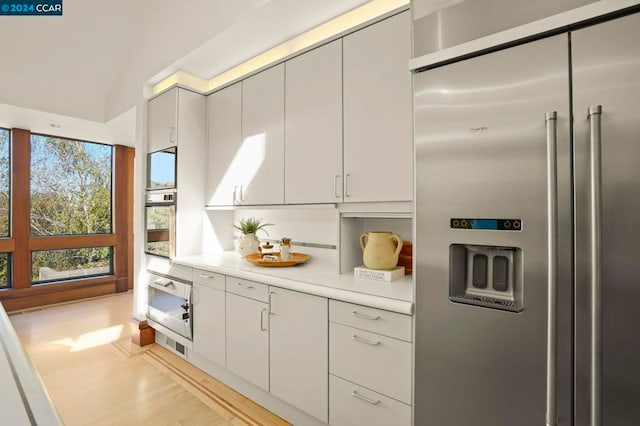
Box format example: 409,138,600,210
0,130,10,287
0,130,9,239
30,136,112,236
233,217,274,235
28,135,113,281
31,247,111,283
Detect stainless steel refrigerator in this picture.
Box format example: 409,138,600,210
414,12,640,426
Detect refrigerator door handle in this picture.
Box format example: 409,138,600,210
588,105,603,426
545,111,559,426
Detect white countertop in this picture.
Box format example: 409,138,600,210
171,251,414,315
0,304,62,426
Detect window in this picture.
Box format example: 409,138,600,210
0,129,10,289
0,128,9,237
0,253,10,289
0,127,132,310
30,135,112,236
32,247,112,284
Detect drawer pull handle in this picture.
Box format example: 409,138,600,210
352,390,380,405
235,282,254,289
199,274,215,279
351,310,380,320
352,334,380,346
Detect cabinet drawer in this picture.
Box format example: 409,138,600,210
329,374,411,426
330,300,412,342
192,268,225,291
330,322,411,404
225,277,268,302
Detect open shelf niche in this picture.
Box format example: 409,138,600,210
339,212,412,275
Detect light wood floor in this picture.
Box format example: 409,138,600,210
8,292,290,426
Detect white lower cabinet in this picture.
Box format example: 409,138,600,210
329,301,412,426
329,374,411,426
329,322,412,404
184,266,413,426
192,282,225,367
225,292,270,391
269,287,328,422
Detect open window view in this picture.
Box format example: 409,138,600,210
30,135,112,236
29,135,113,283
0,129,10,289
0,128,132,310
31,247,113,284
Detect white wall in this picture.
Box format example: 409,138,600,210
0,103,135,146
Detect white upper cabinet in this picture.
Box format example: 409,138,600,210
240,64,285,205
206,83,242,206
343,11,413,202
147,87,178,153
285,40,343,204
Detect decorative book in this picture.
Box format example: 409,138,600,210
354,266,405,282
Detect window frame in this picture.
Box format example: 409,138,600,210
0,128,134,311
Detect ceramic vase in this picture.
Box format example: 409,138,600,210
360,231,403,270
237,233,259,257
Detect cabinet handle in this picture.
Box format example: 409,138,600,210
169,126,176,144
351,390,380,405
269,291,275,315
351,334,380,346
199,273,215,279
351,310,380,321
239,185,245,202
260,308,268,331
334,175,341,198
235,282,254,289
345,173,351,197
233,186,238,205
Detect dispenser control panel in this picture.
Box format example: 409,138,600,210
450,218,522,231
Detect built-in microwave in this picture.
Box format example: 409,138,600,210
147,146,177,190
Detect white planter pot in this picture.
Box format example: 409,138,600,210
237,233,259,257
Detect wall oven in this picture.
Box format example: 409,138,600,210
147,146,177,190
146,272,192,341
145,191,176,258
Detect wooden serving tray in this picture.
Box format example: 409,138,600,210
245,252,310,267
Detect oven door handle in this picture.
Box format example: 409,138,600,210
148,279,188,298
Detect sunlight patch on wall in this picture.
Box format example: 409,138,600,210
212,133,266,204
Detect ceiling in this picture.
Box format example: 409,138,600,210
0,0,373,124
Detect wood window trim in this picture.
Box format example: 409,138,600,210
0,129,134,311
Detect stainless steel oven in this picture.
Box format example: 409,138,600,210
145,190,176,258
146,272,192,341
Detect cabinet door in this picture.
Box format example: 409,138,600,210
269,287,328,422
240,64,285,205
148,87,178,152
226,292,269,390
343,11,413,202
206,83,242,206
192,283,225,367
285,40,343,204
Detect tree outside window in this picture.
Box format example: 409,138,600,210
30,135,113,282
0,129,9,288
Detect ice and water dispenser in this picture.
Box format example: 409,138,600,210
449,218,523,312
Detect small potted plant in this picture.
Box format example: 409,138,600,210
233,217,273,257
